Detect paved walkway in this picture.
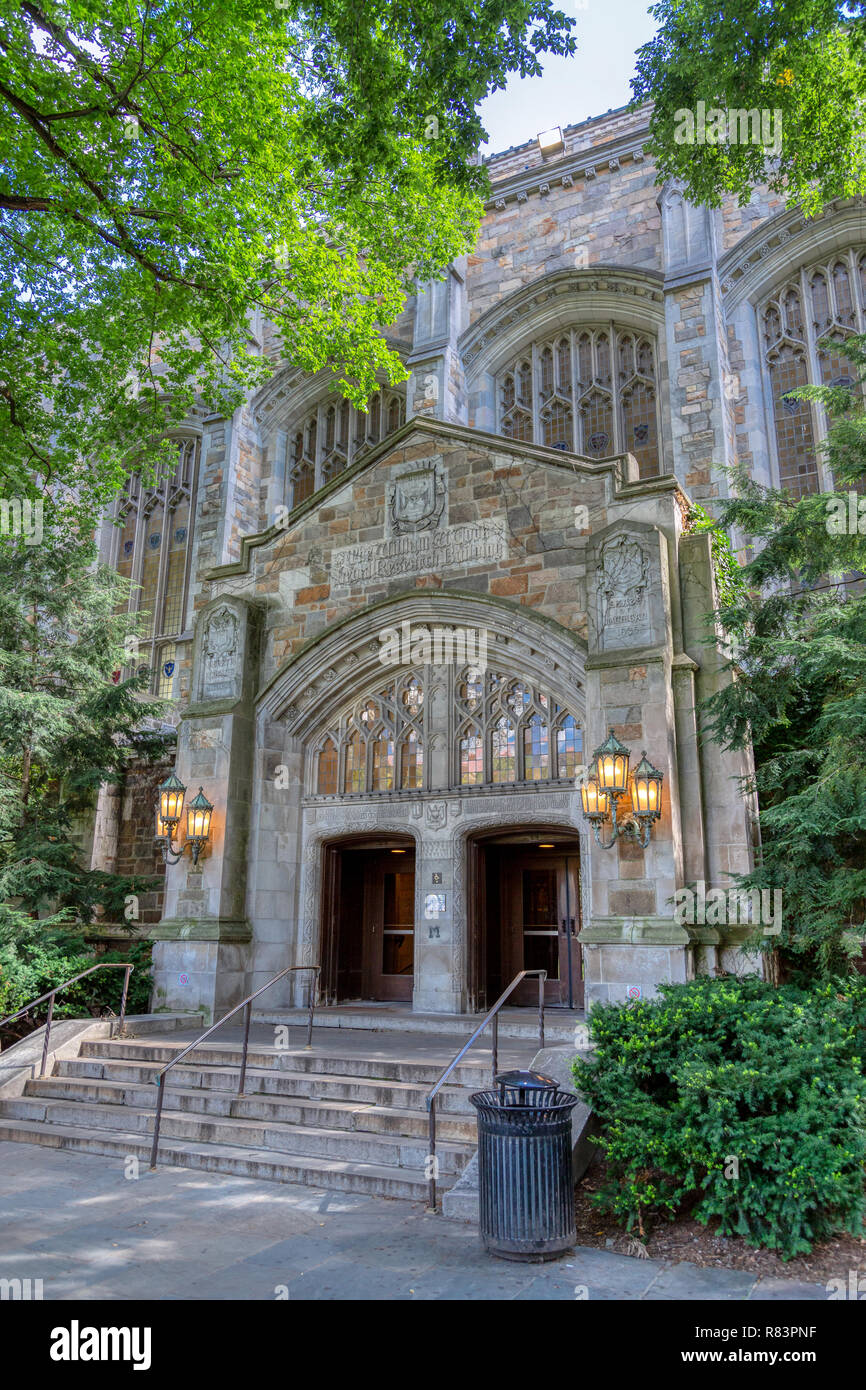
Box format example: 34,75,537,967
0,1145,827,1301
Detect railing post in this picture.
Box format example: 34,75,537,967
40,993,55,1078
238,1000,252,1096
491,1010,499,1086
538,973,545,1052
117,965,132,1039
427,1099,437,1213
304,970,316,1050
150,1074,165,1169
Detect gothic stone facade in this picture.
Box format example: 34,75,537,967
93,102,866,1018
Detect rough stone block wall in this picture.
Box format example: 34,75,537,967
113,753,174,925
720,186,788,253
470,160,662,322
211,433,614,686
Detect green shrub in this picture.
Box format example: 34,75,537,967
0,937,152,1030
573,975,866,1258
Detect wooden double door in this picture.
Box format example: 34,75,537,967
476,843,583,1009
323,843,415,1002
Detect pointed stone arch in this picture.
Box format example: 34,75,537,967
257,589,588,744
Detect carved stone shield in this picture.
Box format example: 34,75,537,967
387,464,446,534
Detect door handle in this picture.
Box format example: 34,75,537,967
560,917,567,934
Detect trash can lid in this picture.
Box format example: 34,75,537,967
494,1069,558,1092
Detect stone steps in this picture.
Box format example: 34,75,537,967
0,1117,437,1200
53,1056,472,1114
77,1038,489,1088
0,1094,471,1173
255,1006,580,1043
0,1029,489,1197
23,1075,476,1141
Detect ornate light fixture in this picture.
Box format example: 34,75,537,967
156,774,213,866
580,729,663,849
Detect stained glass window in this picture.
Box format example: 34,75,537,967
372,737,395,791
115,436,198,696
344,731,364,793
291,389,405,505
312,669,581,795
459,729,484,785
400,730,423,789
491,717,516,783
556,716,582,779
317,738,338,794
761,250,866,496
523,715,550,781
497,327,660,474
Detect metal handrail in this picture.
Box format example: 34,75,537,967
424,969,547,1212
149,964,320,1170
0,963,134,1078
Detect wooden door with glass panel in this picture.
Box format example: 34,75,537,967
363,850,415,1001
503,852,582,1008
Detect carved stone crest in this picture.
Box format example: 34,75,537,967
597,534,651,649
201,606,240,698
425,800,447,831
387,463,446,535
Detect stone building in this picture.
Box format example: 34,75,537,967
90,102,866,1021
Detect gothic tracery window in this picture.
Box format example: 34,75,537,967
289,388,406,507
497,326,661,477
761,249,866,498
115,436,199,696
312,667,582,796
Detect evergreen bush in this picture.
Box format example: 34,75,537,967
574,976,866,1258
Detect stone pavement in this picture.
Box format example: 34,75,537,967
0,1144,827,1301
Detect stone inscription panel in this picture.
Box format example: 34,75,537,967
331,520,508,588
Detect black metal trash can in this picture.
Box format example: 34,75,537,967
469,1069,578,1262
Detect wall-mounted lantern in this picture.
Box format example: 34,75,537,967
580,729,663,850
156,773,213,866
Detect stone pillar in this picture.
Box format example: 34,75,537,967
680,531,758,973
658,180,734,505
245,710,305,1006
149,594,261,1021
407,261,469,426
414,806,460,1014
580,518,693,1004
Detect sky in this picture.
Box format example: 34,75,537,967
478,0,660,155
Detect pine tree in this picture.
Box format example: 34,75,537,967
0,531,171,944
704,338,866,978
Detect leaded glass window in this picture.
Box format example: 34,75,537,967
290,388,406,507
760,249,866,497
313,666,581,796
497,326,661,476
115,436,199,697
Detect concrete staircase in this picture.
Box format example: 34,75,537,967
0,1033,486,1200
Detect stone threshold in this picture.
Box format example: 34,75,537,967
253,1003,582,1042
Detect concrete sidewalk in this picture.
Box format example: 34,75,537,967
0,1144,826,1301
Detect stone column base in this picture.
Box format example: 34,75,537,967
580,915,699,1006
148,919,252,1023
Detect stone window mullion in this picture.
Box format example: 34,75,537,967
314,403,324,491
801,267,831,489
851,248,864,333
530,341,541,443
610,320,622,454
758,316,783,490
178,439,201,636
569,328,579,451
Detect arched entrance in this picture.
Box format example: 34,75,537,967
321,832,417,1003
468,827,584,1011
